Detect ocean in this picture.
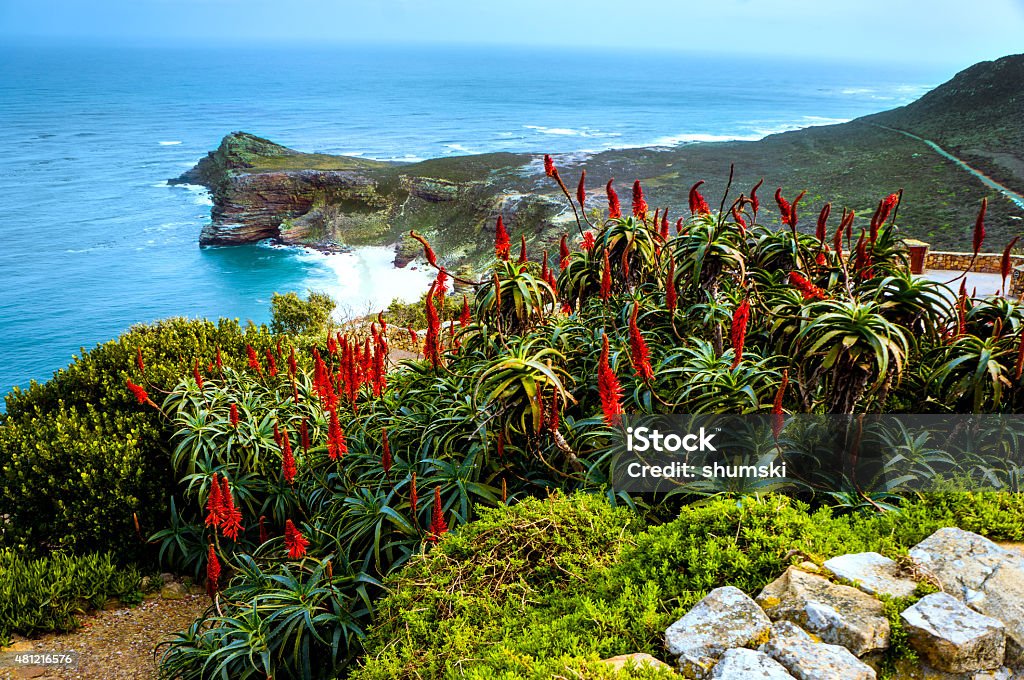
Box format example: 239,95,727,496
0,43,950,400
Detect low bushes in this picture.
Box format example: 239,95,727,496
0,550,141,646
354,491,1024,679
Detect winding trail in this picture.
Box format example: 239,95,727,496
875,124,1024,211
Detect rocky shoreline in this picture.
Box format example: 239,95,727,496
174,55,1024,270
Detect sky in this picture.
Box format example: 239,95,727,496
1,0,1023,67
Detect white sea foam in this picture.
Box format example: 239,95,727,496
292,246,435,321
159,141,182,146
444,143,473,154
524,125,622,138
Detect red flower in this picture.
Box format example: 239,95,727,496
1002,237,1020,291
789,272,827,301
1015,333,1024,380
382,428,393,476
408,326,419,345
300,418,309,452
675,217,684,235
460,295,472,327
750,179,764,214
206,545,220,598
606,179,621,220
816,203,831,243
192,359,204,389
246,345,261,373
789,191,806,230
547,389,561,432
410,231,439,269
581,231,596,251
772,370,788,440
281,429,297,485
559,234,571,270
259,516,269,545
666,258,678,313
732,207,747,235
598,333,624,427
730,298,750,369
327,333,338,356
427,487,449,543
600,250,612,301
424,284,441,369
126,379,151,406
518,234,528,264
659,211,670,241
871,193,900,241
136,347,145,373
327,408,347,460
205,472,223,527
410,472,418,517
543,154,556,178
628,305,654,383
973,198,987,256
215,347,223,370
631,180,648,220
688,181,710,216
775,188,792,226
219,475,244,541
288,347,298,377
495,216,511,260
576,170,586,208
284,519,309,559
265,349,278,377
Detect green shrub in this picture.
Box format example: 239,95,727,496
0,549,141,646
269,291,336,336
0,318,281,563
355,492,1024,679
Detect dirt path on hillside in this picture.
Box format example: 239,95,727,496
0,595,208,680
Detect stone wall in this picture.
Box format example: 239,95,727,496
925,250,1024,274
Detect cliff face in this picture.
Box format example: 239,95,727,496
176,55,1024,264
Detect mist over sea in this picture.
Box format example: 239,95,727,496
0,43,948,398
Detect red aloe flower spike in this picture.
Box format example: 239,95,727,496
750,179,763,214
540,251,550,283
427,487,449,543
600,249,612,301
973,198,987,256
598,333,624,427
273,421,282,448
327,408,348,460
628,305,654,383
666,258,678,314
424,283,441,369
559,234,570,270
631,180,648,220
789,272,827,300
581,231,596,251
675,217,684,235
219,475,243,541
606,179,621,219
688,181,710,216
460,295,471,327
410,472,419,517
543,154,556,178
1002,237,1020,293
495,216,511,260
772,370,788,440
816,203,831,243
497,432,505,459
259,515,269,545
660,211,670,241
205,472,223,528
246,345,261,373
136,347,145,373
775,188,792,226
215,347,223,370
408,326,418,345
518,234,528,264
126,379,153,406
288,346,298,377
732,207,747,235
547,388,561,432
381,428,393,477
206,544,220,598
300,418,309,452
281,429,297,485
652,208,660,231
265,349,278,377
576,170,586,208
730,298,751,370
229,402,239,427
789,191,806,230
284,519,309,559
409,231,439,269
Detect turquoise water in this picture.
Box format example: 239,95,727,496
0,44,950,399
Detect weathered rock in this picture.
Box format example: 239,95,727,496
757,566,890,656
709,648,796,679
910,528,1024,652
598,653,673,672
762,621,877,680
824,552,920,598
901,593,1006,673
159,582,189,600
665,586,773,679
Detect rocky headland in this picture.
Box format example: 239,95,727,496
173,54,1024,270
